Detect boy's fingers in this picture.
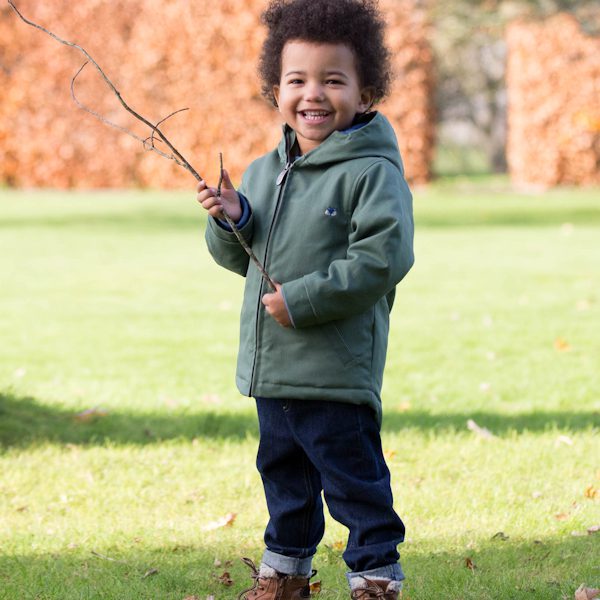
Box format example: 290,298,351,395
197,180,220,194
221,169,234,189
201,197,222,211
209,206,225,219
197,187,217,202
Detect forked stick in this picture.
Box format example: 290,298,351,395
8,0,275,290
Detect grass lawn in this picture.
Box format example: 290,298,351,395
0,177,599,599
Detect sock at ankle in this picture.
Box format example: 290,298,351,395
259,564,279,578
349,577,403,592
259,562,311,579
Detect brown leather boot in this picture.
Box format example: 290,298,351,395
237,557,314,599
350,577,401,600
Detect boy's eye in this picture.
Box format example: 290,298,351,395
288,78,304,85
325,79,344,85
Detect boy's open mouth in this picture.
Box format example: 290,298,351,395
300,110,331,122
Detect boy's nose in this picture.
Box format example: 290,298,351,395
303,82,325,102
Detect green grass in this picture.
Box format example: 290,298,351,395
1,179,599,599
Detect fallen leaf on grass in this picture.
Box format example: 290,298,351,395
74,407,109,423
201,393,222,405
310,580,322,594
575,584,600,600
384,449,397,460
467,419,495,439
556,435,574,446
91,550,129,565
560,223,574,236
185,492,206,505
554,337,571,352
555,512,570,521
584,485,598,499
576,299,591,311
202,512,237,531
332,540,345,551
465,557,477,571
142,568,159,578
491,531,509,541
217,571,233,586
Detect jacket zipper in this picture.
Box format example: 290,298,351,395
248,156,294,396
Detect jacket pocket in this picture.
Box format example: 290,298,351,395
322,308,374,368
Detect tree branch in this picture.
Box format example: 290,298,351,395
8,0,275,290
70,62,186,167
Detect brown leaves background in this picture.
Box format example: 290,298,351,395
0,0,434,189
506,14,600,187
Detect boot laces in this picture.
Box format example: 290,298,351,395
237,558,316,599
350,576,387,599
237,557,266,599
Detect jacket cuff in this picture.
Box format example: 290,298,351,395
280,286,296,329
215,193,251,231
208,207,253,244
281,278,318,328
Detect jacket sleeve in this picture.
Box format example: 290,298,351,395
204,191,254,277
281,160,414,327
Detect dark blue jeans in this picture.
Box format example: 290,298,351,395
255,397,405,576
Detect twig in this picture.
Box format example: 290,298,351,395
91,550,130,566
8,0,275,289
150,107,190,150
217,152,224,197
216,153,276,289
70,62,185,167
91,550,159,579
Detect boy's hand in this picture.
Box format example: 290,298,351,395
262,283,292,328
196,169,242,222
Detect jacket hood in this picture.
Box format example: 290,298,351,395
276,111,405,174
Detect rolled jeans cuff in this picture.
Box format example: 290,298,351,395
346,562,405,587
262,549,313,577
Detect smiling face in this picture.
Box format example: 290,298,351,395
272,41,375,155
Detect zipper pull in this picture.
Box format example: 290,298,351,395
276,162,292,186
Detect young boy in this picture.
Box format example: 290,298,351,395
197,0,414,598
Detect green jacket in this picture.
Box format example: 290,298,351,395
205,112,414,423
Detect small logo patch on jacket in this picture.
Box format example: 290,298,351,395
324,207,337,217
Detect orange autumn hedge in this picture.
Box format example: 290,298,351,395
1,0,434,189
507,14,600,187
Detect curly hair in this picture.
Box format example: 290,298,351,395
258,0,392,106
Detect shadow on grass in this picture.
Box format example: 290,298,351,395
0,535,596,599
1,390,598,449
0,389,259,449
382,409,600,435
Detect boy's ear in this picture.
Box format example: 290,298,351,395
358,86,376,113
272,85,280,108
